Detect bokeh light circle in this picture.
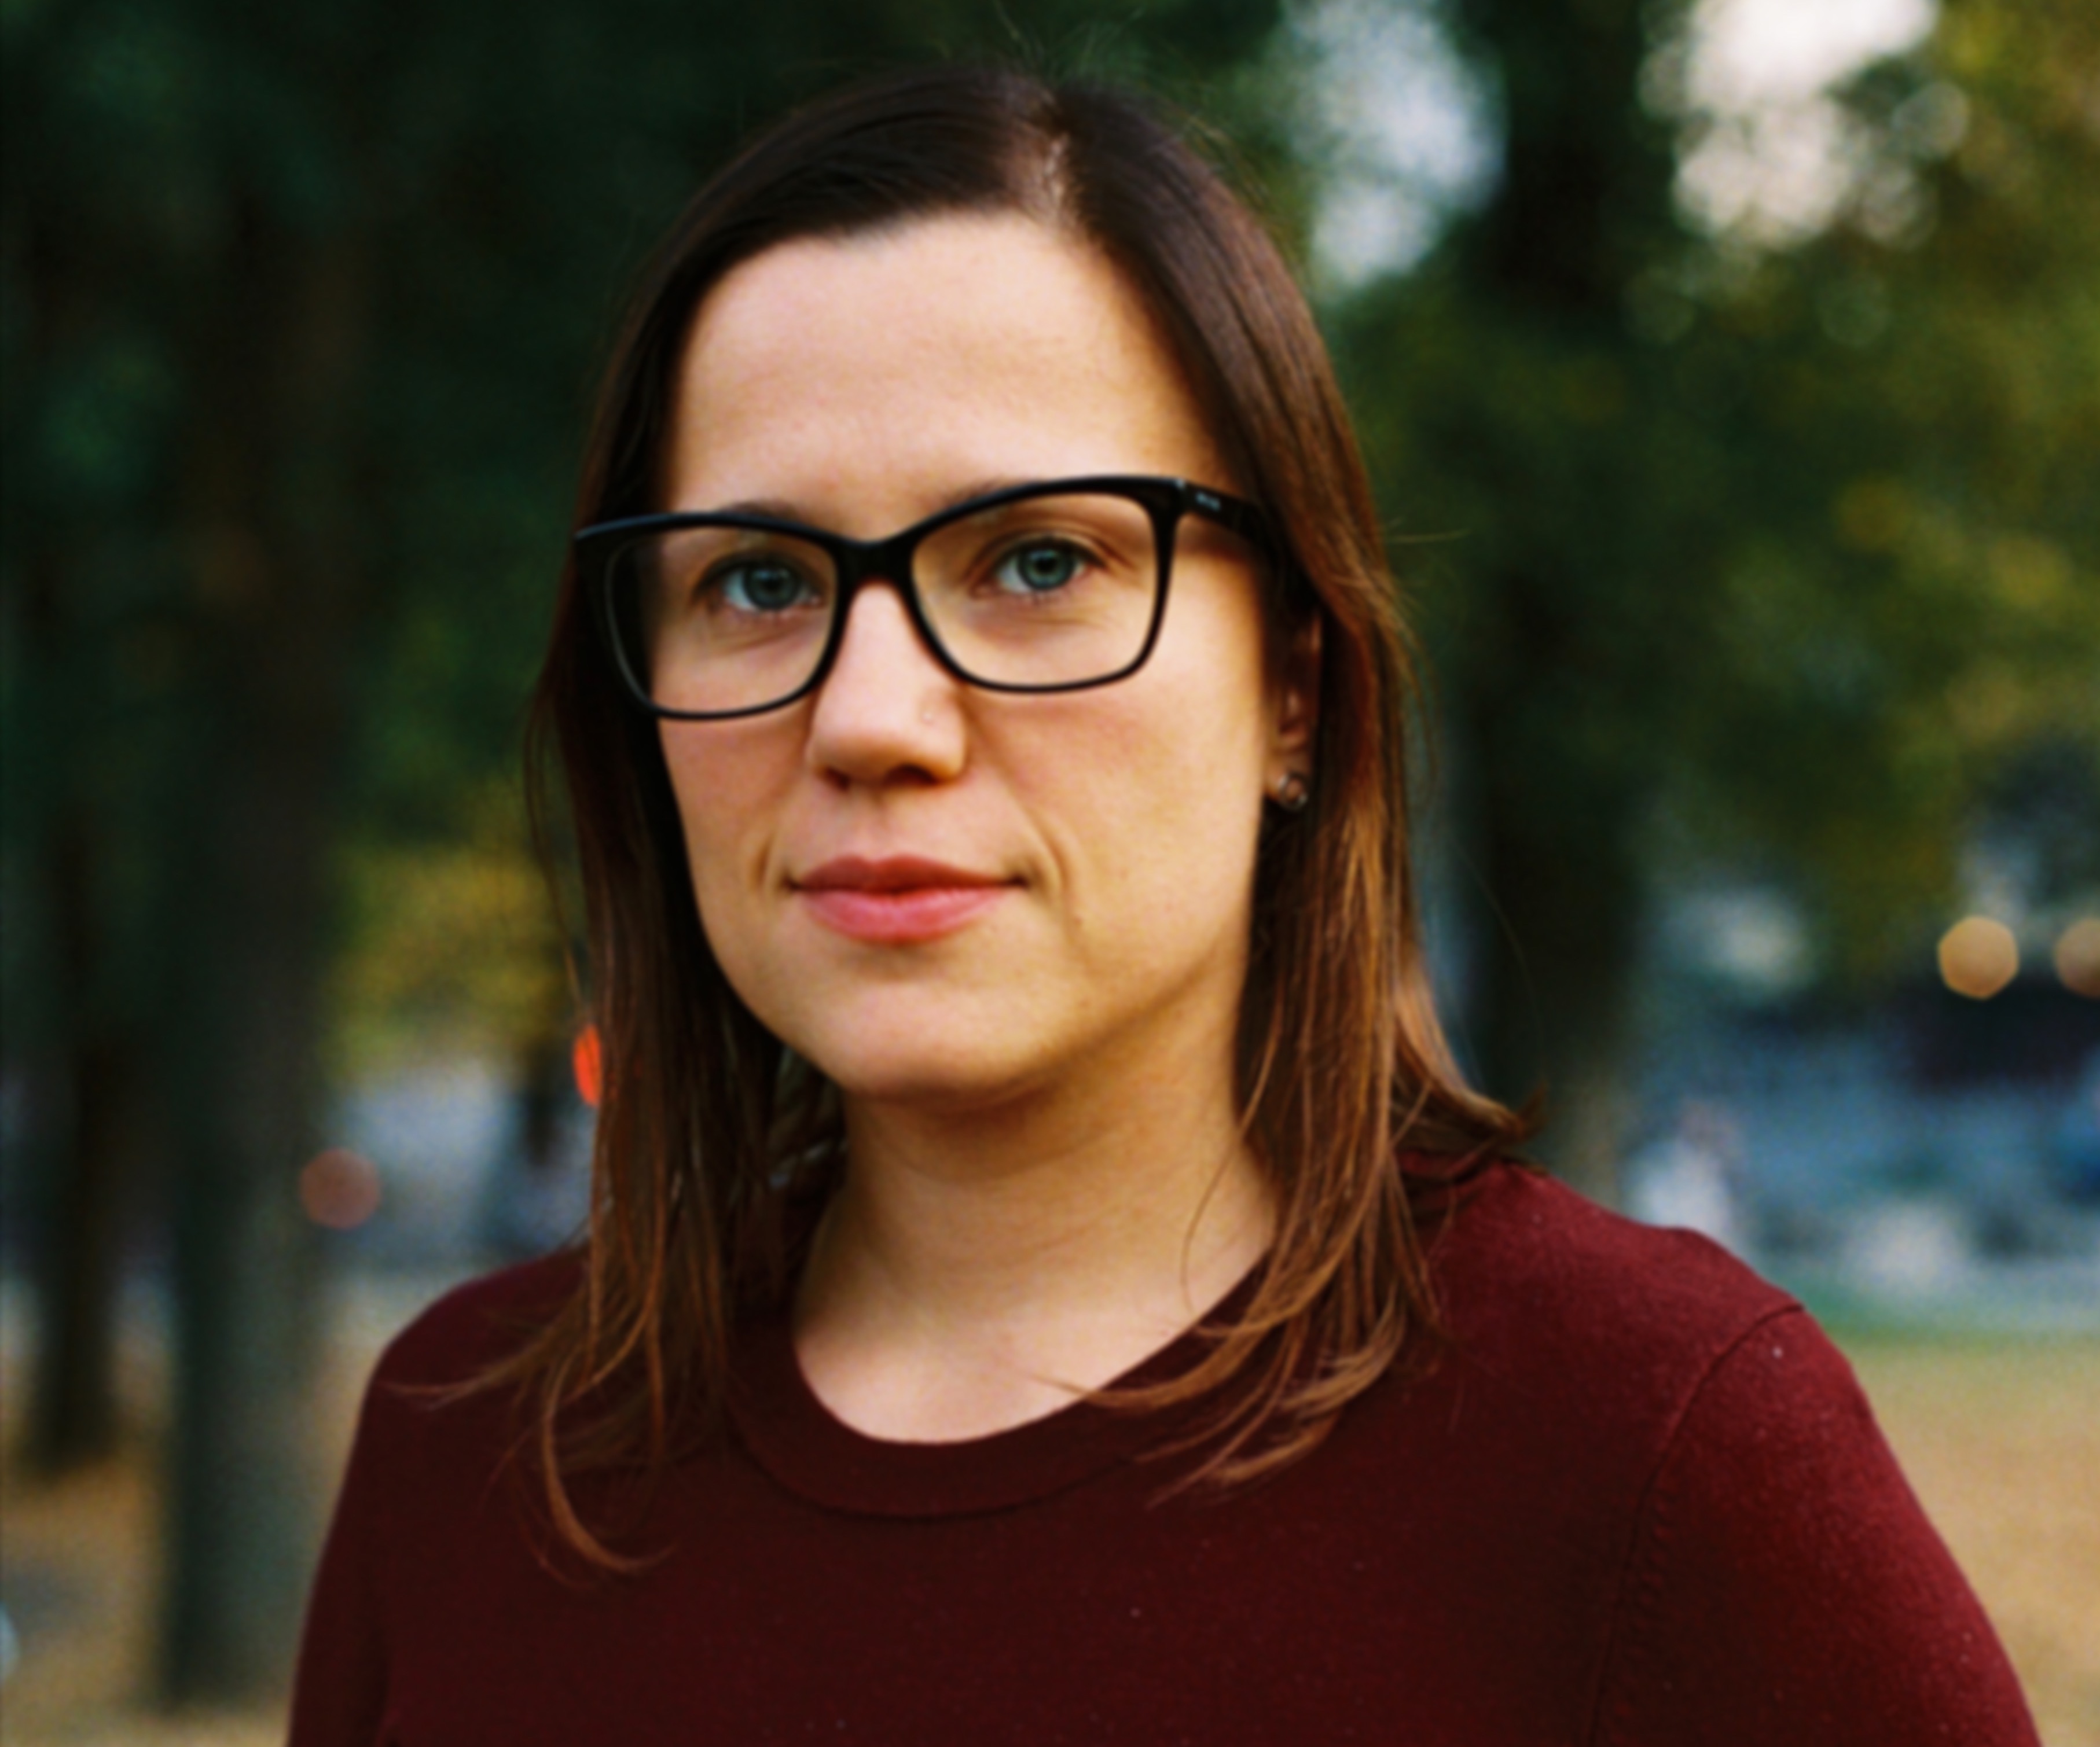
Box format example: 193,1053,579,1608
2057,918,2100,999
1936,917,2019,1000
301,1147,383,1230
573,1025,603,1108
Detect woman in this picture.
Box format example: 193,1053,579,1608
292,65,2037,1744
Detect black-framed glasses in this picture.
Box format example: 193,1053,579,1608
575,475,1269,720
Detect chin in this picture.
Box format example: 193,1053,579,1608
813,1043,1044,1114
742,965,1054,1107
779,1005,1059,1116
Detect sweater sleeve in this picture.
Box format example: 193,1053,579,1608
288,1370,399,1747
1590,1308,2039,1747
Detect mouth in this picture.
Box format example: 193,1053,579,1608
791,856,1014,944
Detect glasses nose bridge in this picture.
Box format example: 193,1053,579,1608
824,522,952,676
833,523,929,602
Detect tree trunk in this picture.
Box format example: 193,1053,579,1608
1436,0,1687,1204
157,751,331,1697
1471,778,1642,1206
23,863,144,1473
155,207,368,1705
16,594,135,1471
10,208,146,1474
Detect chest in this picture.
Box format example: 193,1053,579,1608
375,1433,1628,1745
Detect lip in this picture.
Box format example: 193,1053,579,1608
791,856,1014,944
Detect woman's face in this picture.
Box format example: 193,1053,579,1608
659,212,1308,1114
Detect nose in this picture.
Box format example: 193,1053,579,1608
805,580,966,788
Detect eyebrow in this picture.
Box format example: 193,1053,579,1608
689,476,1047,529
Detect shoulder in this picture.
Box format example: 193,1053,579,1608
330,1251,583,1531
1432,1160,1798,1390
368,1248,583,1395
1396,1168,2036,1739
1400,1161,1818,1516
1444,1166,2053,1741
293,1253,589,1745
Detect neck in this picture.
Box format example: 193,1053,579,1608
791,1049,1273,1442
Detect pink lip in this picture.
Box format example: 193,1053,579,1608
792,856,1013,944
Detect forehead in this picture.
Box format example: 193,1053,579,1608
663,212,1231,527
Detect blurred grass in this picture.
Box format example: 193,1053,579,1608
2,1306,2094,1743
1841,1333,2100,1747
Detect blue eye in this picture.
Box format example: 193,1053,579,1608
994,540,1086,594
715,559,820,613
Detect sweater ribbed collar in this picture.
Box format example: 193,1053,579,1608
726,1266,1262,1520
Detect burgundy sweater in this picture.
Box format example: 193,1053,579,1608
291,1164,2037,1744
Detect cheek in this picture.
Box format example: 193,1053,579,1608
659,723,788,944
1034,661,1271,921
1141,600,1276,814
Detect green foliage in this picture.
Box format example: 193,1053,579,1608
2,0,1303,1695
326,779,565,1075
1,0,1294,1073
7,0,2090,1099
1337,0,2099,996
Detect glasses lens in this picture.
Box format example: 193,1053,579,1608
916,491,1161,688
611,523,838,715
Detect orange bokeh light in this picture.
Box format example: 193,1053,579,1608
1937,917,2019,1001
2057,918,2100,999
300,1148,383,1230
573,1025,603,1108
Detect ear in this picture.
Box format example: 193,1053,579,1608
1265,612,1321,784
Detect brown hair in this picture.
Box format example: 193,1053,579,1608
502,62,1527,1566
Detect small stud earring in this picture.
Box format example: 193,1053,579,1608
1271,770,1311,812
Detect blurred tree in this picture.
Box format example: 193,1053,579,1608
1,0,1286,1704
1336,0,1702,1198
1,0,205,1476
10,0,2088,1705
1332,0,2099,1192
1668,0,2100,961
